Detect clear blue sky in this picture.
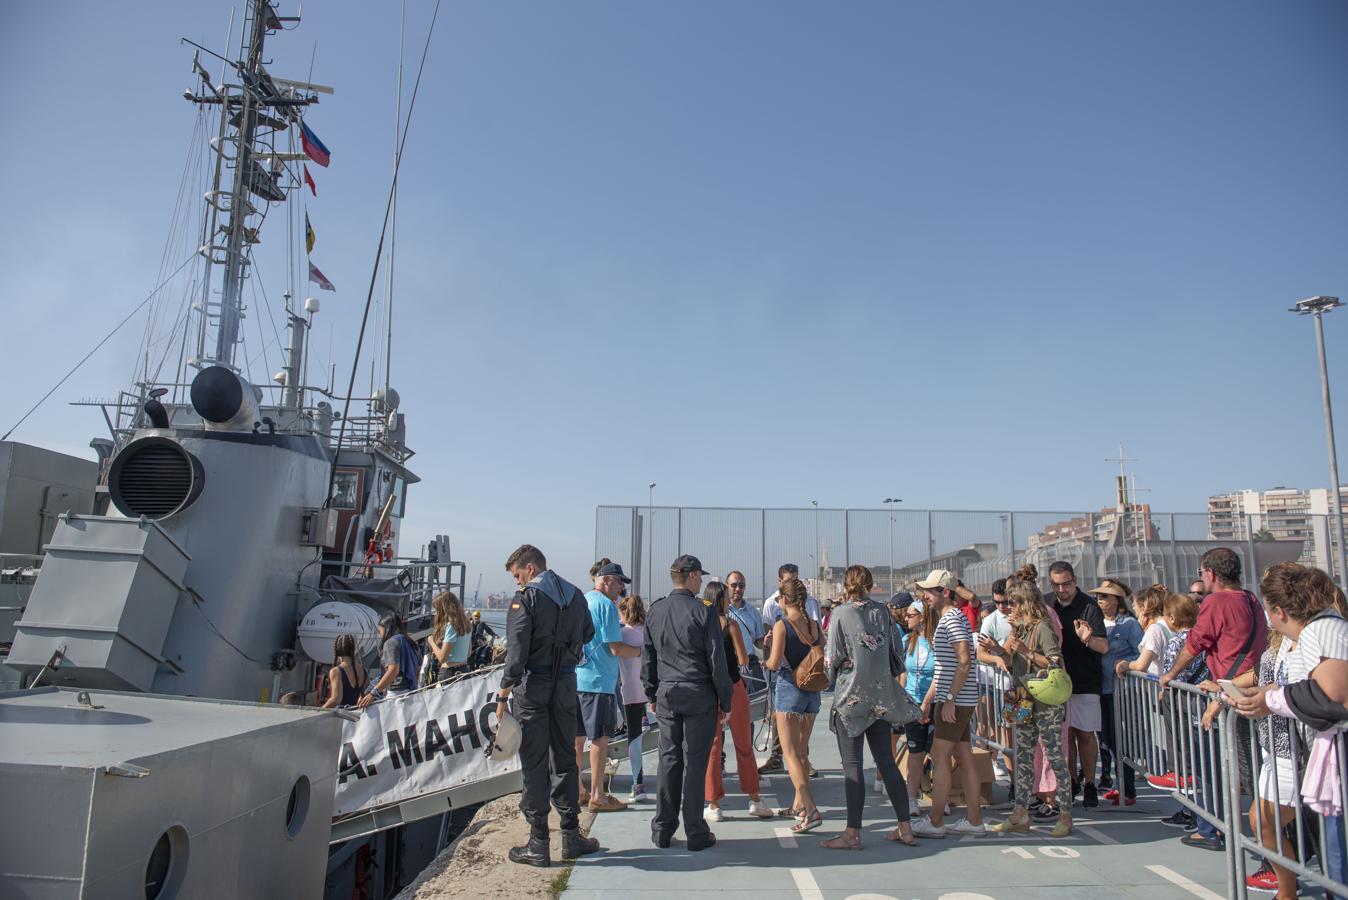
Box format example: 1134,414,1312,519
3,1,1348,594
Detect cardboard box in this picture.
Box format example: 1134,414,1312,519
922,746,995,806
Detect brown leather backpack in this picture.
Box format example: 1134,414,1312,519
789,618,830,692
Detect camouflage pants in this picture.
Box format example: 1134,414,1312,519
1014,702,1072,811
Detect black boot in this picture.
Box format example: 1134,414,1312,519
508,834,550,868
561,827,599,859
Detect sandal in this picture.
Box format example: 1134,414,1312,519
885,825,917,845
775,806,804,819
792,810,823,834
820,832,862,851
990,818,1031,834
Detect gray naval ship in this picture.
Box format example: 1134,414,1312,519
0,2,470,897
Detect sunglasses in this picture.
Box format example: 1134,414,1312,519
995,599,1012,607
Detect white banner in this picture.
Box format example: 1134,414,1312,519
333,668,518,817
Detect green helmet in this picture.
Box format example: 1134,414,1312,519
1024,668,1073,706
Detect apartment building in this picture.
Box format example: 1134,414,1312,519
1207,487,1348,566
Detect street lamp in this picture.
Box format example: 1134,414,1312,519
884,498,903,594
1289,296,1348,584
811,500,820,585
648,482,656,599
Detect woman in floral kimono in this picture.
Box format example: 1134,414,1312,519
820,564,921,850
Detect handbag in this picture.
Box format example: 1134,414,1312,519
790,618,831,692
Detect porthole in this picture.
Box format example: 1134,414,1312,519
286,775,311,839
144,825,188,899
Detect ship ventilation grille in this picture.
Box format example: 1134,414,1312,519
109,437,205,520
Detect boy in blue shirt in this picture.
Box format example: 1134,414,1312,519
577,560,642,812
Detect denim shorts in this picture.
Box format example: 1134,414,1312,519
773,669,821,715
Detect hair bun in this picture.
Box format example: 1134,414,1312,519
1013,563,1038,583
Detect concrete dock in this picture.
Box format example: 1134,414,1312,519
567,697,1240,900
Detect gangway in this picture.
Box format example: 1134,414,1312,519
328,674,769,844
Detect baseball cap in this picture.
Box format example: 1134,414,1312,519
596,562,632,584
670,554,710,575
915,569,957,591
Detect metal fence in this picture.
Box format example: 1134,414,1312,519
1111,671,1348,900
597,506,1336,602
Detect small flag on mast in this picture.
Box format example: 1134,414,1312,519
305,213,315,254
303,164,317,196
308,261,335,291
300,121,331,168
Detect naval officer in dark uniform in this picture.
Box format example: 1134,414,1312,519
643,554,733,850
497,544,600,866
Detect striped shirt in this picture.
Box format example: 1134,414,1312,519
932,608,979,707
1297,610,1348,672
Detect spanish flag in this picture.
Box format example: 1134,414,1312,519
305,213,315,254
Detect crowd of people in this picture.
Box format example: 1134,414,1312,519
330,541,1346,897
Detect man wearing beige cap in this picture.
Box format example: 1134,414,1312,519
910,568,985,838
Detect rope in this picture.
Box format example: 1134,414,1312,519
2,251,200,442
325,0,444,502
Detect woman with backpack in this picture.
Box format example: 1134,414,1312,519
357,612,419,708
765,577,825,833
820,565,920,850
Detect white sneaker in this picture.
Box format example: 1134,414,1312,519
628,785,648,804
910,815,947,838
747,799,773,818
873,777,884,793
948,818,986,836
704,805,723,822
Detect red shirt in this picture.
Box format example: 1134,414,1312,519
959,599,980,632
1185,589,1267,679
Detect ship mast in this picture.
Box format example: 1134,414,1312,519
187,0,316,372
213,0,268,367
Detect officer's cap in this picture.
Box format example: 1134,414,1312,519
596,562,632,583
670,554,710,575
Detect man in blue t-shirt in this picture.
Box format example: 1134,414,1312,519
577,560,642,813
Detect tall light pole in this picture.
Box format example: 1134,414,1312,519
1290,296,1348,584
884,498,902,594
648,482,656,599
811,500,820,588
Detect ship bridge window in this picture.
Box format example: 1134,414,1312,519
330,471,361,510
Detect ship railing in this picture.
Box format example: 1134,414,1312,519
299,556,467,626
1113,670,1348,900
0,553,43,648
0,552,44,574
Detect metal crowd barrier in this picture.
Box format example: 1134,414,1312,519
1234,708,1348,900
973,664,1017,782
1114,670,1348,900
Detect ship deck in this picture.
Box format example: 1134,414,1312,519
566,695,1277,900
